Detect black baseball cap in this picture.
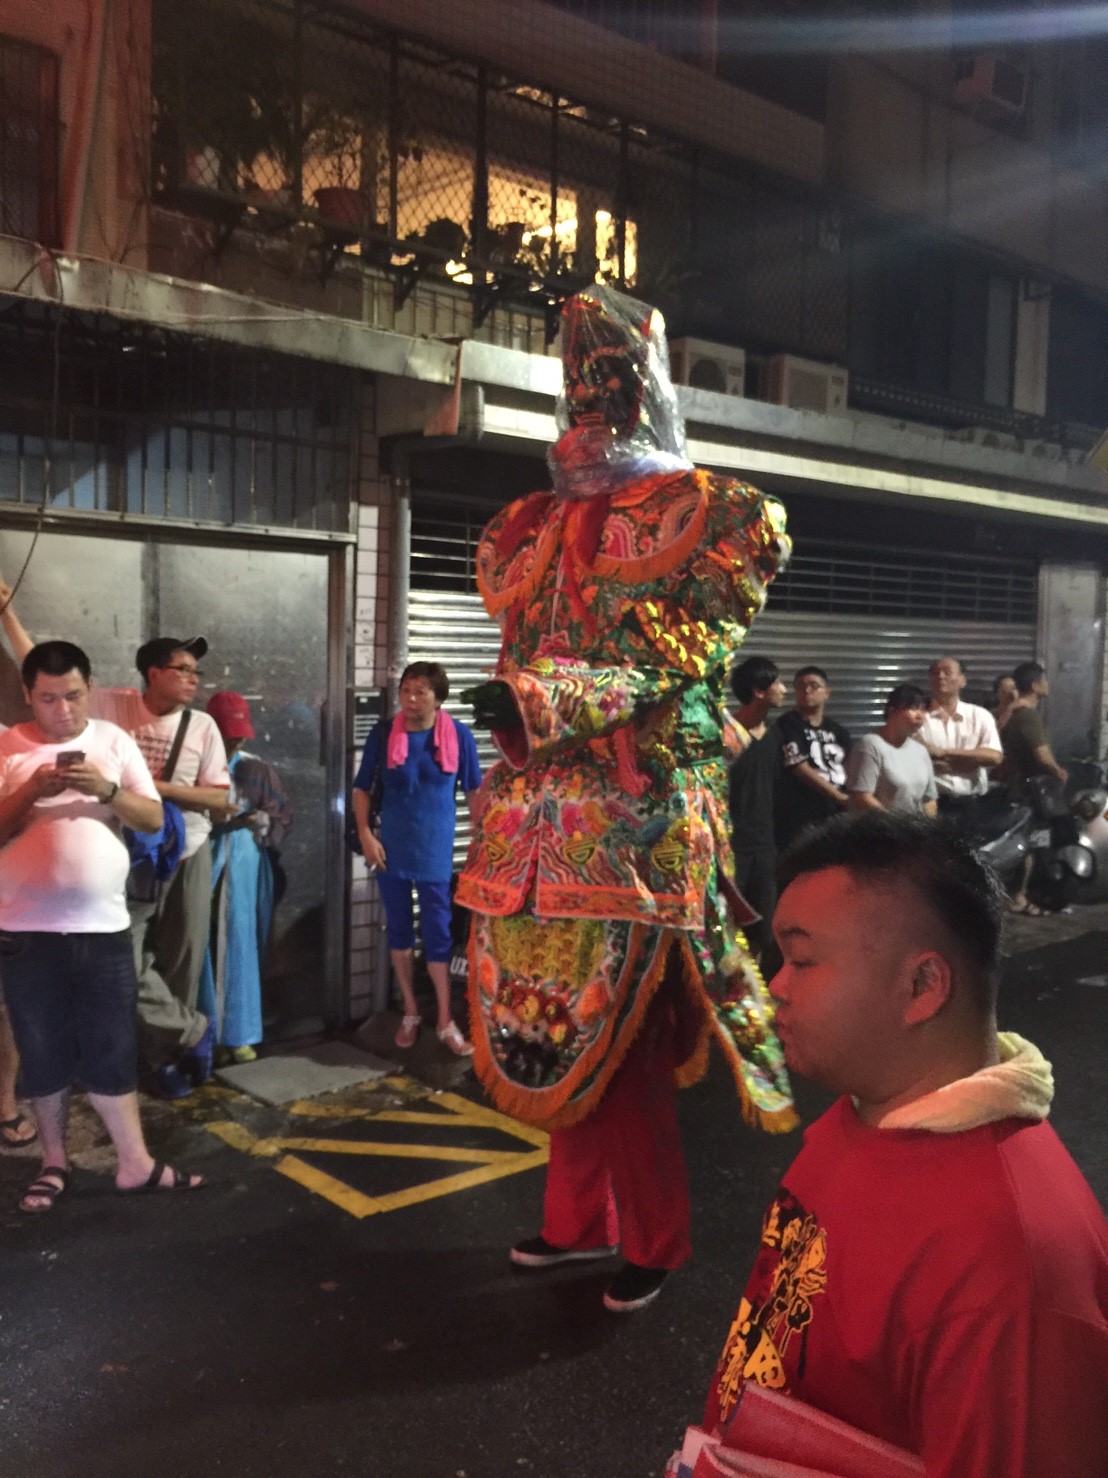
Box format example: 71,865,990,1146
135,636,208,679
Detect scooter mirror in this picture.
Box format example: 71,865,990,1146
1072,789,1108,822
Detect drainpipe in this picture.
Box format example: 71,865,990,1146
386,442,412,711
368,442,411,1015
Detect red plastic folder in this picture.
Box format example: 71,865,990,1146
684,1384,925,1478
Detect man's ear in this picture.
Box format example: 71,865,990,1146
903,952,953,1026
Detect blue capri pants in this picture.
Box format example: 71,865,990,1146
375,874,454,963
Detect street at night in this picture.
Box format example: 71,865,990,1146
3,0,1108,1473
2,908,1104,1478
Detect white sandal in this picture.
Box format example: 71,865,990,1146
395,1014,421,1049
437,1022,475,1057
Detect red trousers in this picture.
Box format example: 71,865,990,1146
541,1018,692,1270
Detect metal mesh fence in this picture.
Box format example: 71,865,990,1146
150,0,669,309
146,0,1092,441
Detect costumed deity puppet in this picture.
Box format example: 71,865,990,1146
457,285,796,1309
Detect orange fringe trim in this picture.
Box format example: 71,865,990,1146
467,925,798,1135
467,923,676,1131
477,499,562,618
476,471,712,626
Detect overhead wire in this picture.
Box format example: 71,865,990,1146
0,248,65,618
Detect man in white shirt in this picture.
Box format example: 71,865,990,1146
0,641,203,1212
90,637,231,1098
916,657,1003,814
0,595,231,1096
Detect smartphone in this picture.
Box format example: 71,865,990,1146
56,750,85,768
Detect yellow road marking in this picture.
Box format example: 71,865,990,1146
275,1137,530,1165
205,1084,549,1218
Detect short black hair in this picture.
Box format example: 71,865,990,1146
778,812,1004,1013
732,656,779,705
1013,660,1045,696
22,641,92,689
794,665,829,686
135,636,207,682
885,682,927,718
400,660,449,703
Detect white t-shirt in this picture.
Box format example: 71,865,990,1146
917,701,1002,797
0,719,160,932
88,689,229,859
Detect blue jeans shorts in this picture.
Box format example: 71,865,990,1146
0,929,139,1098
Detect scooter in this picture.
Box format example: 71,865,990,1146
963,770,1108,912
1034,761,1108,910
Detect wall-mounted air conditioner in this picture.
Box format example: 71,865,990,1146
669,337,747,397
1023,438,1066,463
953,52,1028,117
948,426,1020,454
761,354,848,416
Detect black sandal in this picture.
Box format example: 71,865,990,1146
0,1112,37,1147
19,1166,70,1215
118,1161,205,1194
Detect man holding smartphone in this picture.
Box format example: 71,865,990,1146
0,641,204,1211
0,589,230,1098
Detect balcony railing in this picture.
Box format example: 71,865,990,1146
148,0,1101,446
151,0,666,327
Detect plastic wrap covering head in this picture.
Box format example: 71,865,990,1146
548,284,691,499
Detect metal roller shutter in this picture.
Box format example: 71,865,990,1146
408,493,1039,863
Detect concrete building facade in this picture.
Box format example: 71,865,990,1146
2,0,1107,1024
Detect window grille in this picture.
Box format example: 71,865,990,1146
0,301,356,532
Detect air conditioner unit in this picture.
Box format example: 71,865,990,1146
669,337,747,397
953,52,1028,117
1023,438,1065,462
761,354,848,416
949,426,1020,454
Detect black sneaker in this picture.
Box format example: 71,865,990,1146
602,1262,669,1312
510,1235,618,1268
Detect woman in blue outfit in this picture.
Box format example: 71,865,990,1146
353,662,482,1056
199,692,294,1064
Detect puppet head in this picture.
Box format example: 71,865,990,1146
548,284,690,498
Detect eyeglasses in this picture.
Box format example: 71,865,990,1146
163,664,202,678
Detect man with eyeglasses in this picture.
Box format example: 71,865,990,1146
87,638,230,1097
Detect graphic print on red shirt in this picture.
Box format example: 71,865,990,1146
711,1187,827,1420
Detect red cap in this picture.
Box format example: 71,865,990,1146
206,691,255,740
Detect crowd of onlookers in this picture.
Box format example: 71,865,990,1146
0,580,291,1213
727,651,1069,961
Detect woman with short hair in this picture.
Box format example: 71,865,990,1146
353,662,482,1055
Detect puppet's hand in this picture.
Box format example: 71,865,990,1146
462,682,521,731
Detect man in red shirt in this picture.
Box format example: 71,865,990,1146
703,812,1107,1476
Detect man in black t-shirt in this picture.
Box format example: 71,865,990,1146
775,665,852,850
728,656,786,965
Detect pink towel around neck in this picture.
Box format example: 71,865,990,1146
386,708,459,773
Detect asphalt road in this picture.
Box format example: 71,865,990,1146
1,910,1105,1478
